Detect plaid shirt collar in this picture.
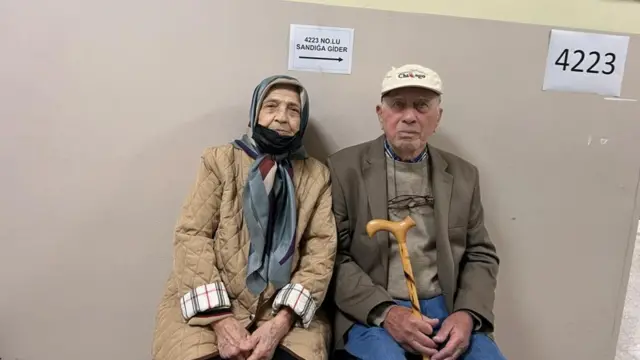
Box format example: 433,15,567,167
384,138,428,163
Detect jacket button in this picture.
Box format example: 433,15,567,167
249,314,255,320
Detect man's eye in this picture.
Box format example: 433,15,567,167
416,102,429,110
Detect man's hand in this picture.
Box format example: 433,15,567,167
212,317,251,360
240,308,295,360
383,305,440,357
431,311,474,360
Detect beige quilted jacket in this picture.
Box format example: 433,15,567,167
152,144,337,360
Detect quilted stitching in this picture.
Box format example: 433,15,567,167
152,145,337,360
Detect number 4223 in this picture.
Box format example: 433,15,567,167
555,49,616,75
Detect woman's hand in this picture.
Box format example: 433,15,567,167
212,317,252,359
240,308,296,360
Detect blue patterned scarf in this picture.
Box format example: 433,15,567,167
232,75,309,295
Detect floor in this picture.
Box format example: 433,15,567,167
616,222,640,360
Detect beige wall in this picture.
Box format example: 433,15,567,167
1,1,639,359
287,0,640,35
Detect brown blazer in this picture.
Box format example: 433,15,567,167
326,135,500,350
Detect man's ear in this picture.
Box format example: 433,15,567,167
376,105,385,129
437,107,443,124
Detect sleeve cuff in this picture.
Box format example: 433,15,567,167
456,309,483,331
180,281,232,325
272,283,317,329
470,312,482,331
368,302,395,327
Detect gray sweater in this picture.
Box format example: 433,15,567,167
368,155,442,326
385,156,442,300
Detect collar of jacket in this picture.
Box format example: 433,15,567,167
383,137,428,163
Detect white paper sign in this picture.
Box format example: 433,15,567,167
288,24,354,74
542,29,630,97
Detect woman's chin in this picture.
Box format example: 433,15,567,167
275,130,294,136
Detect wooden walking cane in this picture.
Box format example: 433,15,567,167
366,215,431,360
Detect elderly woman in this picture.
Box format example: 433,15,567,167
152,75,337,360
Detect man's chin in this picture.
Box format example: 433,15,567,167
396,139,421,150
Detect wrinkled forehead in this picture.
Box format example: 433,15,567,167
382,86,440,101
262,84,302,104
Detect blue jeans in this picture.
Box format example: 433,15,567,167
345,296,506,360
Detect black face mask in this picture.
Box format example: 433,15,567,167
252,124,303,156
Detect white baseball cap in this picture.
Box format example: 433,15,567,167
381,64,443,95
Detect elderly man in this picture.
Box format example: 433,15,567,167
327,64,506,360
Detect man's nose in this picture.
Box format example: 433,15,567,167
401,110,418,123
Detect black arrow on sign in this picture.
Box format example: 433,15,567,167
299,56,343,62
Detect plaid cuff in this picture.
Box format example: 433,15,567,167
272,283,317,329
180,282,231,322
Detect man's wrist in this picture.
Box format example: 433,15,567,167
368,302,396,327
456,309,481,330
379,304,395,327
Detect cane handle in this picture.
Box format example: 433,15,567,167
366,216,416,243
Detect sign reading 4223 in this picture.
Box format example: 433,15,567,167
554,48,616,75
542,29,630,97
